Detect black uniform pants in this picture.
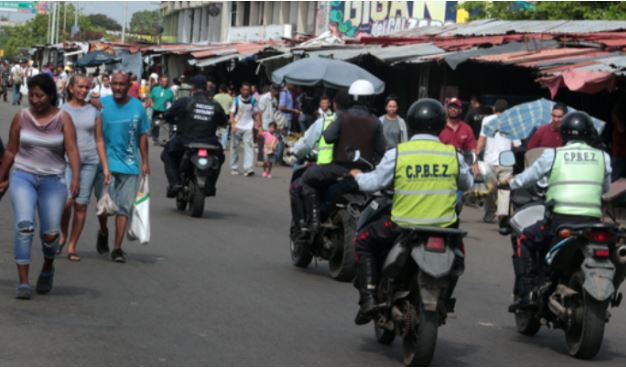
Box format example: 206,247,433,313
161,136,225,188
517,214,599,259
300,163,350,196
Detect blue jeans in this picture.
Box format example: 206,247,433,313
219,125,230,150
9,169,68,265
12,83,21,105
230,129,254,173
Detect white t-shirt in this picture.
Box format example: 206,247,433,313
480,114,521,166
254,92,276,130
89,84,113,99
230,95,256,131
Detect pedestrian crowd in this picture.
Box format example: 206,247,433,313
0,64,149,300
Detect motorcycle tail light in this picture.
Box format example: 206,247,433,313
558,228,572,238
426,236,445,252
593,249,610,258
587,230,612,243
198,149,209,157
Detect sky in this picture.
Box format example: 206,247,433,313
2,1,160,25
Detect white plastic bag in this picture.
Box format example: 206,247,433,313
96,186,119,216
127,176,150,244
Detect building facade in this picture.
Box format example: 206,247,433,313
161,1,319,43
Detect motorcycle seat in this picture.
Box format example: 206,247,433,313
399,225,467,237
185,143,221,151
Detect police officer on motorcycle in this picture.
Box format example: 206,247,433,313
289,91,350,234
349,98,474,325
507,111,612,311
300,80,387,233
161,74,228,197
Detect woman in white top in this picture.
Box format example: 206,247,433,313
379,96,408,149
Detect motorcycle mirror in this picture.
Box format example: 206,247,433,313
499,151,516,167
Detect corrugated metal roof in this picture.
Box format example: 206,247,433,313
475,48,592,64
575,55,626,74
303,43,444,63
387,19,626,38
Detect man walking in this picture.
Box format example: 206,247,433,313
229,82,257,177
475,99,521,224
95,71,150,263
148,76,175,144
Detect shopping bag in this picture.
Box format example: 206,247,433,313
127,176,150,244
96,185,119,216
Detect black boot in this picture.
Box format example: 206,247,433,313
305,193,321,233
295,196,308,231
355,257,378,325
509,254,538,312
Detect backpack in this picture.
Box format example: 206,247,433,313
233,95,256,115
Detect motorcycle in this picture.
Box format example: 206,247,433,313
359,185,468,366
289,150,371,281
498,150,626,359
174,137,221,218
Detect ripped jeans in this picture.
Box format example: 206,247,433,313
9,169,68,265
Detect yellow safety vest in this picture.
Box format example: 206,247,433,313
316,113,336,165
391,140,459,227
547,143,605,218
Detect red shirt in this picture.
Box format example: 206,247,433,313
439,121,476,152
128,82,140,98
527,124,563,149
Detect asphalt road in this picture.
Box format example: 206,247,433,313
0,101,625,366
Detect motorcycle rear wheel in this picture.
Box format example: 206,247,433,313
189,181,205,218
403,303,439,366
565,272,608,360
327,209,356,282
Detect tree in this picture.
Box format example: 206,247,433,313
130,10,162,35
460,1,626,21
87,13,122,31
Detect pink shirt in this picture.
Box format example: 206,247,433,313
261,131,277,155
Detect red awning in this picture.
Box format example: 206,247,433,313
538,70,616,98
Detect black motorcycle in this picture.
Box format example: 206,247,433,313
289,151,372,281
355,191,466,366
175,142,221,218
499,150,626,359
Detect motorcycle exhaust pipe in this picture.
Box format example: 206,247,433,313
616,245,626,265
548,295,567,317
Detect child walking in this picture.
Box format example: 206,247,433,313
260,122,278,178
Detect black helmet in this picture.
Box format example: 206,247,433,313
560,111,596,144
406,98,446,136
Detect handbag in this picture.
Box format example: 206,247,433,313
96,185,119,216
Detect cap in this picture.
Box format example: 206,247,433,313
149,72,158,81
191,74,207,89
447,97,462,108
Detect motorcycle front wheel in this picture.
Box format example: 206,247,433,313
565,272,608,360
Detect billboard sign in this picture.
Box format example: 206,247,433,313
329,1,458,37
0,1,49,14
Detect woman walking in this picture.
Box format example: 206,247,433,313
59,75,102,261
379,96,408,149
0,73,80,299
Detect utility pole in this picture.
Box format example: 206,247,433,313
121,1,128,43
63,2,67,40
55,2,61,44
50,2,56,44
74,1,78,27
47,3,52,44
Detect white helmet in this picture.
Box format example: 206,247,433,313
348,79,376,100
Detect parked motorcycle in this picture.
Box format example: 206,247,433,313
175,141,221,218
499,150,626,359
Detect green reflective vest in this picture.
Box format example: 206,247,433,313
547,143,605,218
316,113,336,165
391,140,459,228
